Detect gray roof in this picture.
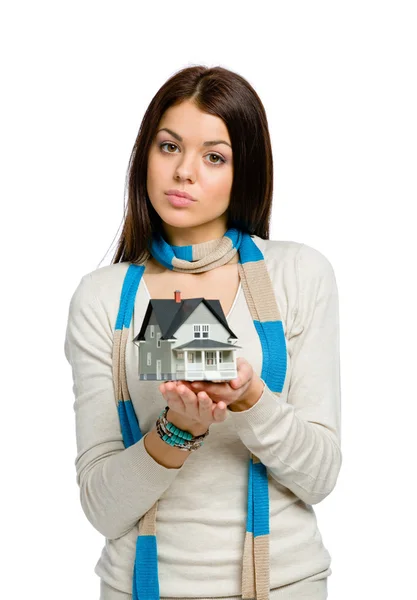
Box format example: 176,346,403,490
133,297,238,342
174,339,242,350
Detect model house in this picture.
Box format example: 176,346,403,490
133,290,241,381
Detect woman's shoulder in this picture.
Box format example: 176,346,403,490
67,262,134,313
251,235,336,280
249,235,338,339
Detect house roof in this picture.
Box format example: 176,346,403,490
133,297,238,342
174,339,242,350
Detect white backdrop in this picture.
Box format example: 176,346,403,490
2,1,416,598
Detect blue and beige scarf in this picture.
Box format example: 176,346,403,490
112,228,287,599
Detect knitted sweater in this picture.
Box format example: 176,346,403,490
64,236,342,598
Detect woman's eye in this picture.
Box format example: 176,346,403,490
159,142,225,165
207,153,224,165
160,142,178,153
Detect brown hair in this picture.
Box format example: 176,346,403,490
109,65,274,265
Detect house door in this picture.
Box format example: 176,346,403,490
156,359,162,380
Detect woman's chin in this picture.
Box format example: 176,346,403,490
159,211,206,229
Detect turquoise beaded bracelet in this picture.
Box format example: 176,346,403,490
156,406,209,452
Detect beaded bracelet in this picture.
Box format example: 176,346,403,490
155,406,209,452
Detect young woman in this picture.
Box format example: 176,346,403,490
64,65,341,600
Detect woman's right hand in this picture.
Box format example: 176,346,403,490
158,380,228,433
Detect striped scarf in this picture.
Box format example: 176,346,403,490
112,228,287,600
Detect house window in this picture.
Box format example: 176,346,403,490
206,351,214,365
157,332,161,348
188,352,195,363
219,353,222,363
177,351,184,359
147,352,152,366
194,325,209,338
150,325,155,338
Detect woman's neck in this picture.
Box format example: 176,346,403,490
161,222,228,247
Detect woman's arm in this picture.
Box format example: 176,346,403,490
227,244,342,505
64,274,192,540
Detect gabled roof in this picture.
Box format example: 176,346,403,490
133,298,238,342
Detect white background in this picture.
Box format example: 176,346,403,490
1,1,416,598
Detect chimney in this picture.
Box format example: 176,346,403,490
174,290,181,303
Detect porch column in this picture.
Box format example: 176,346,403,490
216,350,220,366
201,350,205,368
184,350,188,376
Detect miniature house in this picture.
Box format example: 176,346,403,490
133,290,241,382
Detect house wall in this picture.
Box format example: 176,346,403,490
171,303,232,349
139,312,173,379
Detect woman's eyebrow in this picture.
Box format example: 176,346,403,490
156,127,232,148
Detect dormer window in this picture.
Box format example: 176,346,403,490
150,325,155,338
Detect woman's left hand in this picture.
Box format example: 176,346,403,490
180,357,264,409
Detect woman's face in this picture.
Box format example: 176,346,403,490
146,99,234,244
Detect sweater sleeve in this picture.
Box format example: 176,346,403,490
227,244,342,505
64,273,186,540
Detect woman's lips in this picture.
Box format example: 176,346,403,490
166,194,195,207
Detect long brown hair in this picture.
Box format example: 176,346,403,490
109,65,274,265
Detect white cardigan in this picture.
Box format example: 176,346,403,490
64,236,342,598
